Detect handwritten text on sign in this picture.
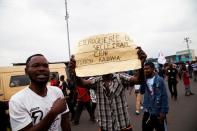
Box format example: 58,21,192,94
74,33,141,77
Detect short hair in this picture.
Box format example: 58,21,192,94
26,54,44,67
51,73,56,79
60,75,65,80
144,62,155,69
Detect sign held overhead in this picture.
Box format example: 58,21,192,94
74,33,141,77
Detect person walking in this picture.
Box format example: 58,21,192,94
72,82,94,125
192,61,197,81
50,73,58,86
66,78,77,121
188,63,193,78
166,63,179,100
9,54,71,131
158,64,165,78
60,75,69,96
182,65,194,96
130,84,142,115
89,88,97,121
141,62,169,131
69,47,147,131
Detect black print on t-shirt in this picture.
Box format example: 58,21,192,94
31,110,43,124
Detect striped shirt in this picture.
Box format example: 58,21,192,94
90,73,132,131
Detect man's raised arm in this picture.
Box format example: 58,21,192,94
129,47,147,84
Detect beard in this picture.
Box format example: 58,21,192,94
145,73,154,79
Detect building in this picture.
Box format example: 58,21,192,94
147,49,196,65
175,49,196,63
166,55,176,63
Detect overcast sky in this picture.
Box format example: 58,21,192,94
0,0,197,66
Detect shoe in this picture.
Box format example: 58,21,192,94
135,110,140,115
190,92,194,95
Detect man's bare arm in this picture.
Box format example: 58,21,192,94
129,47,147,84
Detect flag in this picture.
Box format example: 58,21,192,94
158,51,166,64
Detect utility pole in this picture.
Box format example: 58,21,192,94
64,0,72,80
65,0,71,59
184,37,192,62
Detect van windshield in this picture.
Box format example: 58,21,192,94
9,72,59,87
9,75,30,87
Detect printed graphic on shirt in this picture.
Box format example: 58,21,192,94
30,106,60,131
31,108,43,124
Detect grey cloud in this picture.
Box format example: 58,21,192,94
0,0,197,66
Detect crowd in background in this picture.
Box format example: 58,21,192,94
1,54,197,131
46,60,196,131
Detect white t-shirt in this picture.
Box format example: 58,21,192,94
9,86,69,131
89,89,97,103
134,85,140,90
146,76,155,95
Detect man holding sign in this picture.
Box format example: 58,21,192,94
69,33,147,131
69,34,147,131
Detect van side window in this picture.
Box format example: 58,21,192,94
9,75,30,87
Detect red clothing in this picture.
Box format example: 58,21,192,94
182,71,190,86
50,79,57,86
76,86,90,102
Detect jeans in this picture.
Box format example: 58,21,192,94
142,112,167,131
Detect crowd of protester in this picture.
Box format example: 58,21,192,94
1,51,197,131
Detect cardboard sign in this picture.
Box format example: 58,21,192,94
74,33,141,77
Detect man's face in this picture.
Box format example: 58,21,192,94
25,56,50,85
102,74,113,81
144,65,154,78
169,64,173,68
